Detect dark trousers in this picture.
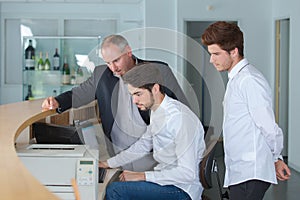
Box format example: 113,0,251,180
229,179,271,200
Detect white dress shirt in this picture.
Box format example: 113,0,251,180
223,58,284,187
108,95,206,200
110,77,156,171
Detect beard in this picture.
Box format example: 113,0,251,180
137,92,155,111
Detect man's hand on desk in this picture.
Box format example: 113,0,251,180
98,161,146,182
119,170,146,182
99,161,110,168
42,97,59,111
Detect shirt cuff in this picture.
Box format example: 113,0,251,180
107,157,120,168
56,107,63,114
274,155,283,162
145,171,154,182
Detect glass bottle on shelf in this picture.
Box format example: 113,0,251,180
37,52,44,70
24,85,33,100
53,48,60,70
76,67,85,84
52,89,57,97
70,74,76,85
62,56,70,84
44,52,51,70
25,39,35,70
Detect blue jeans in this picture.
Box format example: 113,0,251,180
105,181,191,200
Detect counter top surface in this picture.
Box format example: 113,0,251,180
0,99,59,199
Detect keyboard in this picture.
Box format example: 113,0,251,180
98,167,107,183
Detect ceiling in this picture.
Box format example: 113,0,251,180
0,0,142,3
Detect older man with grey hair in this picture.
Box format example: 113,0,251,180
99,63,206,200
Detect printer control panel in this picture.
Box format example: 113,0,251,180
76,159,95,185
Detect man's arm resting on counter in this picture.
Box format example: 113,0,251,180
54,91,73,113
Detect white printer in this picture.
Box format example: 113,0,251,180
17,144,99,200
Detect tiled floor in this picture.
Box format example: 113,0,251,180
202,142,300,200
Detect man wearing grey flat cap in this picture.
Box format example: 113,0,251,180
99,63,206,200
42,35,190,172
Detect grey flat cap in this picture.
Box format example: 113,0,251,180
122,63,163,88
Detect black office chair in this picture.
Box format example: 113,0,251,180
199,141,229,200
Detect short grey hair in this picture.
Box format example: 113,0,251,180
122,63,163,88
101,34,129,52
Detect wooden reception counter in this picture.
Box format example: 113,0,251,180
0,99,59,199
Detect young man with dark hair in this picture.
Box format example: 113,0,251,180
99,63,206,200
201,21,291,200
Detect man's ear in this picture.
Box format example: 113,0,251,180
230,47,239,58
124,45,132,57
152,83,160,94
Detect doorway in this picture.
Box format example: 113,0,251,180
184,21,233,126
275,19,290,157
185,21,215,125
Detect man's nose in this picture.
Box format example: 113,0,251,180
209,55,214,63
132,96,138,104
110,63,118,72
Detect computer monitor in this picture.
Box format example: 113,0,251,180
32,119,99,149
75,119,99,150
32,122,83,144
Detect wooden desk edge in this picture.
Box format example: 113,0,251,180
0,100,60,199
15,109,57,140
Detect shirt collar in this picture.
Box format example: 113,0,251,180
152,95,168,114
228,58,249,80
132,55,138,65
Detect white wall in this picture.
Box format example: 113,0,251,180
143,0,178,69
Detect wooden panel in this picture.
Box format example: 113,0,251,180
50,111,70,125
